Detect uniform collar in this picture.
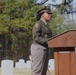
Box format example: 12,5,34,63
40,18,47,25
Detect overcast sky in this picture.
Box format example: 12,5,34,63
36,0,76,5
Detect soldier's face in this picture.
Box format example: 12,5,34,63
42,12,52,21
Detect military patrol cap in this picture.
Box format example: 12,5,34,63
37,6,52,14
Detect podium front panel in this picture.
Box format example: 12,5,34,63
54,47,75,75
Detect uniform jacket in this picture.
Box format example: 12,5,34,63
32,19,52,47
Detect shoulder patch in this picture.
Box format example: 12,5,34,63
35,23,39,28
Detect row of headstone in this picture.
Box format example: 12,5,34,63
1,59,54,75
15,59,54,70
15,59,31,68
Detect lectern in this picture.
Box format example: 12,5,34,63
48,30,76,75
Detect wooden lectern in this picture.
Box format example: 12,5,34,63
48,30,76,75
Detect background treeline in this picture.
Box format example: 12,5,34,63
0,0,76,63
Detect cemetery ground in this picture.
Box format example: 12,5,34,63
0,68,54,75
0,59,54,75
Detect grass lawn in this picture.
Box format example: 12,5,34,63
0,68,55,75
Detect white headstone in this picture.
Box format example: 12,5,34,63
19,59,25,63
26,60,31,68
15,62,19,68
48,59,54,70
15,59,26,68
1,60,13,75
